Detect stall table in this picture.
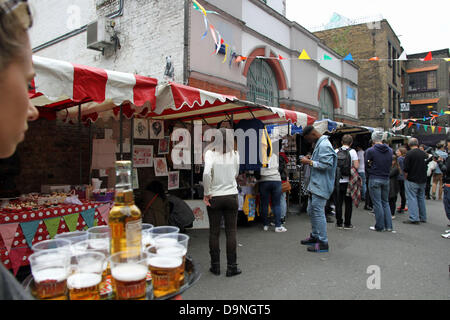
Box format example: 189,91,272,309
0,201,112,275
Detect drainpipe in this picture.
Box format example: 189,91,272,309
33,0,125,53
183,0,191,85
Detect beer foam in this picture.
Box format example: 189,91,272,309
32,267,68,283
148,256,182,269
157,245,186,257
111,263,147,282
154,238,178,247
67,273,101,289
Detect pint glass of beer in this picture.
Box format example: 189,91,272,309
109,250,148,300
154,233,189,286
68,252,105,300
146,246,182,298
86,226,111,276
29,249,71,300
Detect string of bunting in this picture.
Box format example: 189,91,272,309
392,113,450,134
192,1,450,65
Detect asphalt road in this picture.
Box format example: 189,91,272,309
182,198,450,300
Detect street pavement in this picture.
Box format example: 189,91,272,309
182,198,450,300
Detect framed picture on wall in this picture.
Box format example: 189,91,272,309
158,136,170,155
133,119,149,140
154,157,168,176
150,120,164,140
168,171,179,190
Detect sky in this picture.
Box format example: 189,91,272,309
286,0,449,54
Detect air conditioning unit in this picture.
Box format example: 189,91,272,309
87,18,113,51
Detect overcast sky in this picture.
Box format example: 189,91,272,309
286,0,449,54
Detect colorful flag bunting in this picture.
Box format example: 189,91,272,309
298,50,311,60
423,51,433,61
431,126,435,133
323,54,332,60
408,122,413,128
0,223,19,253
343,53,353,61
20,221,40,248
9,247,28,276
438,127,442,133
44,217,61,239
398,52,408,61
81,208,96,229
63,213,80,232
424,125,428,132
278,55,286,60
369,57,380,61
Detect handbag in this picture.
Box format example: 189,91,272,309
281,181,291,193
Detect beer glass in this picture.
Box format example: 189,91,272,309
68,252,105,300
86,226,111,262
145,246,182,298
31,238,72,252
28,249,71,300
109,250,148,300
154,233,189,286
141,224,154,250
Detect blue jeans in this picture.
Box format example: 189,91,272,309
307,194,328,243
259,181,282,228
369,178,392,231
359,172,366,200
280,192,287,220
444,186,450,221
405,180,427,222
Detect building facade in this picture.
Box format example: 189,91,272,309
314,19,403,130
29,0,359,124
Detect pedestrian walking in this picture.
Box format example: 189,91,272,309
431,143,448,200
426,154,437,200
300,126,337,253
335,135,359,230
259,141,286,233
203,128,242,277
279,142,289,225
435,139,450,237
356,146,366,201
364,140,374,211
403,138,428,225
389,156,400,219
396,147,408,213
0,0,39,299
366,131,394,232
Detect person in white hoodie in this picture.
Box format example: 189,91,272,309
259,140,287,233
203,128,241,277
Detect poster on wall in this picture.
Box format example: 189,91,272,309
133,145,153,168
150,120,164,140
158,136,170,155
134,119,149,140
132,168,139,189
167,171,179,190
154,157,168,176
185,200,209,229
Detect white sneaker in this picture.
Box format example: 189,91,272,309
275,226,287,233
441,233,450,239
263,226,269,231
445,230,450,234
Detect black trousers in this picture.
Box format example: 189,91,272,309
365,177,373,208
336,183,353,226
398,180,406,210
389,195,397,217
207,194,238,266
425,176,432,198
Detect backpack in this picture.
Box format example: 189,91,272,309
337,148,352,178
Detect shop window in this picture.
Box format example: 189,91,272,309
247,59,279,107
319,87,334,120
408,71,437,92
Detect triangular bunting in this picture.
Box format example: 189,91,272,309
298,49,311,60
81,208,96,229
9,247,28,276
431,126,435,133
447,128,450,134
416,124,420,130
63,213,80,232
44,217,61,239
438,127,442,133
323,54,332,61
369,57,380,61
343,53,353,61
0,223,19,253
424,125,428,132
20,221,40,248
278,55,286,60
398,52,408,61
97,204,112,225
423,51,433,61
445,58,450,62
408,122,413,128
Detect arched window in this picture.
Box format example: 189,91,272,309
247,59,279,107
319,87,334,120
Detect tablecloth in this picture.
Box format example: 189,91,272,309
0,201,113,275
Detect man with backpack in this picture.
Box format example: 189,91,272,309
335,135,359,230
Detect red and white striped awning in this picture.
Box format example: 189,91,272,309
149,82,316,128
30,55,158,121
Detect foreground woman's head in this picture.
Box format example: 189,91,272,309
0,0,39,159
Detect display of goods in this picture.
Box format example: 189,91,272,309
93,190,114,202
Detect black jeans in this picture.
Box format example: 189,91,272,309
425,176,432,198
398,180,406,209
366,177,373,208
336,183,353,226
389,195,397,217
207,194,238,266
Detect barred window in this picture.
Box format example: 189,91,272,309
247,59,279,107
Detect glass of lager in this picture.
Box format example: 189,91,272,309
146,245,182,298
154,233,189,287
68,252,105,300
109,250,148,300
28,249,71,300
